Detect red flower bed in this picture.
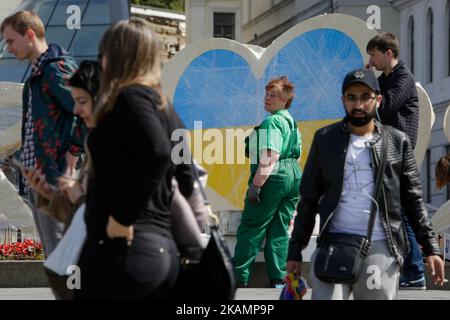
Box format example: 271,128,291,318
0,239,43,260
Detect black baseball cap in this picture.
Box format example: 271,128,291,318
342,68,380,94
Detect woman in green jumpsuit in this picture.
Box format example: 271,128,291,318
233,76,302,288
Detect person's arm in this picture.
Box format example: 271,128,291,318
111,89,172,226
21,167,53,200
400,135,445,285
23,167,84,224
36,190,82,225
287,133,323,264
57,176,84,204
43,62,76,114
170,107,195,198
247,149,280,204
400,137,441,255
65,119,87,163
249,115,284,195
379,72,416,119
253,149,280,187
43,62,86,162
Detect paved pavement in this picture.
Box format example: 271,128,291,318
0,288,55,300
0,288,449,300
235,288,450,300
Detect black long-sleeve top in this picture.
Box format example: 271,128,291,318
84,84,192,238
378,60,419,148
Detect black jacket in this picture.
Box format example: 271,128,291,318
287,120,441,265
378,60,419,149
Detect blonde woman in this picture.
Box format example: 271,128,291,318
75,18,180,300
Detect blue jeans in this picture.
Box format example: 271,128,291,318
401,217,425,282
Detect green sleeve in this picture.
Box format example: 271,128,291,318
258,115,284,154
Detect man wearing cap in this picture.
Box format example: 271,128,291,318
286,69,444,300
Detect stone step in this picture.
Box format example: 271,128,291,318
245,261,450,290
0,261,48,288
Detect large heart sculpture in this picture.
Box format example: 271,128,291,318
162,13,431,211
0,82,35,239
0,82,22,158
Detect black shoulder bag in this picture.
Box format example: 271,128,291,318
172,163,237,300
313,126,388,284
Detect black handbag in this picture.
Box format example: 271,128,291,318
314,126,388,284
172,163,237,300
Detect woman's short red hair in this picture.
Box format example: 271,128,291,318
265,76,295,109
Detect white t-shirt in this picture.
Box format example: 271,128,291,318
328,134,386,240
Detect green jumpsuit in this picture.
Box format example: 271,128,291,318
233,109,302,285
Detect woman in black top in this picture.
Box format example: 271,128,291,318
75,18,181,300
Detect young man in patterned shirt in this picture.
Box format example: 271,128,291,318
1,10,85,256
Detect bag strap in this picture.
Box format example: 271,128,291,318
366,125,389,243
191,162,219,228
277,112,301,159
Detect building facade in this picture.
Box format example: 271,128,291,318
186,0,399,46
131,4,186,62
392,0,450,210
186,0,243,43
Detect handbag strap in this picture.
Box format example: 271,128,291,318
191,161,219,228
366,125,389,243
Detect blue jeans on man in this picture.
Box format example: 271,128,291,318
400,217,426,289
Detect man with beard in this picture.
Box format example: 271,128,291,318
286,69,444,300
366,33,425,290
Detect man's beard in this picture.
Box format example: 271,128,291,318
346,108,376,127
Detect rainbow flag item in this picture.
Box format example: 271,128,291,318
279,273,308,300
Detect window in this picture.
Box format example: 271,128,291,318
0,0,125,83
407,16,414,74
70,25,109,57
426,8,433,83
213,12,235,40
48,0,88,26
26,0,58,25
82,0,110,25
45,27,76,50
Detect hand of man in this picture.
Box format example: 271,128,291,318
57,176,83,204
287,260,302,277
22,168,53,200
365,60,374,70
64,152,79,177
425,255,446,286
248,184,261,204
